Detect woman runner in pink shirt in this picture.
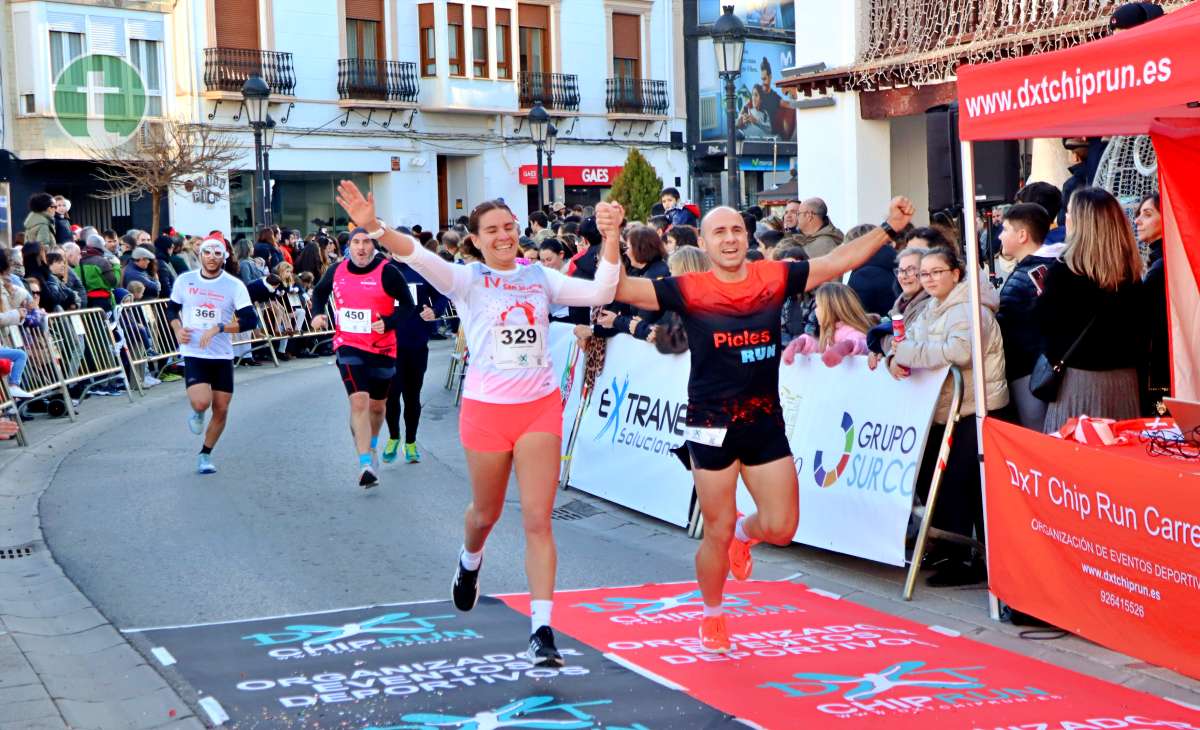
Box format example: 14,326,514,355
337,181,622,666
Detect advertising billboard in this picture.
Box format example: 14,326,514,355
699,38,797,142
698,0,795,31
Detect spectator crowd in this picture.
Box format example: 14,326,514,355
2,178,1171,588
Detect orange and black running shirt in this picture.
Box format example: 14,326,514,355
652,260,810,428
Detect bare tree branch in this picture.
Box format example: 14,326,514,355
89,120,242,203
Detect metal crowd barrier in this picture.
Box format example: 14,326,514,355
112,299,175,395
45,308,132,404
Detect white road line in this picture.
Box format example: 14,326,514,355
198,696,229,725
603,652,687,692
1164,697,1200,712
122,598,447,633
806,588,843,600
928,625,961,637
150,647,176,666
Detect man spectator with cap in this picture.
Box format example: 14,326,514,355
123,247,162,299
77,232,119,312
660,187,699,228
792,197,844,257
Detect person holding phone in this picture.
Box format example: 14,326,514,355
996,203,1059,430
310,228,416,489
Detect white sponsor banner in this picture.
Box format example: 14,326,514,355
566,334,693,527
770,355,947,566
560,332,947,566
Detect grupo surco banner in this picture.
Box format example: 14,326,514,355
560,333,947,565
983,418,1200,680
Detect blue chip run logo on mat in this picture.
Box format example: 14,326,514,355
240,612,482,659
53,54,148,148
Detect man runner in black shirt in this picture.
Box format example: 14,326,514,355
614,197,914,653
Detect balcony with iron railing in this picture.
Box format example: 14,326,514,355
203,48,297,96
605,77,668,117
518,71,580,111
337,59,420,104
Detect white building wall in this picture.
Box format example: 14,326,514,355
167,0,687,236
889,115,930,228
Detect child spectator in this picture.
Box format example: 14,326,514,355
782,282,873,368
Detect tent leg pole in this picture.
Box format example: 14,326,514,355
959,140,1001,622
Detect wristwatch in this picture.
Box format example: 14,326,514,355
880,222,914,243
217,323,226,334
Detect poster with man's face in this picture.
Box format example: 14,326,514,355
698,38,797,142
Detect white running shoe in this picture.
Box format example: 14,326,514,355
197,453,217,474
7,384,32,399
143,374,162,387
188,410,206,436
359,466,379,489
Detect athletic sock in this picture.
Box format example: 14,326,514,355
734,515,751,543
199,445,213,455
370,435,379,450
530,600,553,633
703,604,723,618
460,546,483,571
359,453,372,467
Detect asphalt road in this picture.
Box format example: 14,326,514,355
40,342,717,631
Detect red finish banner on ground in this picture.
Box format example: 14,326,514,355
983,417,1200,681
501,581,1199,729
517,165,623,186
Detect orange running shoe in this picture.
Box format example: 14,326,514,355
699,615,732,654
728,514,757,581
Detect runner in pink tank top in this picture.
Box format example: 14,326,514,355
337,181,622,666
311,228,415,488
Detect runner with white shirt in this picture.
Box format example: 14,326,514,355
167,239,258,475
309,228,415,489
336,181,622,667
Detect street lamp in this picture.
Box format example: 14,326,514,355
241,72,270,232
545,123,558,208
712,5,746,210
262,115,277,227
528,101,550,212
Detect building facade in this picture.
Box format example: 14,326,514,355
1,0,689,241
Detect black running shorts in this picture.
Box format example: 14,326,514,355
336,350,394,400
184,357,235,394
684,415,793,472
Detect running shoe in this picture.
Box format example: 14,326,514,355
359,466,379,489
8,384,32,399
160,372,183,383
699,615,733,654
381,439,401,464
143,374,162,387
404,442,421,464
196,453,217,475
728,512,756,581
451,554,481,611
525,626,565,667
188,409,206,436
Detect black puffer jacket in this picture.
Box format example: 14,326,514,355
1143,240,1168,391
996,253,1056,380
848,245,899,317
613,258,669,340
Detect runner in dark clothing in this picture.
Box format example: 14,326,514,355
613,198,915,654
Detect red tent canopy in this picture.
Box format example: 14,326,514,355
956,2,1200,141
954,1,1200,401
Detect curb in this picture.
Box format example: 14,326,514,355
0,359,327,729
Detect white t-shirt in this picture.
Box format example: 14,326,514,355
400,244,618,404
170,270,253,360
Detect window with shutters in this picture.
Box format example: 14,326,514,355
495,8,512,80
418,3,435,77
214,0,260,50
129,39,163,116
346,0,384,60
611,13,641,79
471,6,488,78
49,31,84,81
447,4,465,76
518,4,549,74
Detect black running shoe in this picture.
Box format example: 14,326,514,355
451,555,481,611
359,466,379,489
525,626,564,667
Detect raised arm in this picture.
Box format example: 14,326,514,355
336,179,468,298
806,196,914,291
614,265,661,312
